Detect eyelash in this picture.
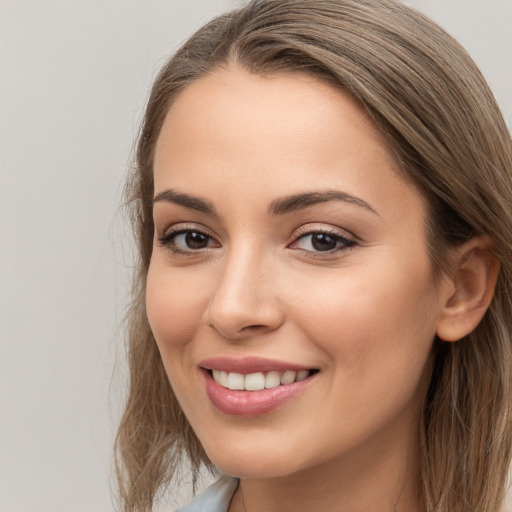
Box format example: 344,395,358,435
157,227,218,255
289,229,357,255
157,226,357,256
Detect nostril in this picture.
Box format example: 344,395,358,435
205,282,285,339
241,324,267,331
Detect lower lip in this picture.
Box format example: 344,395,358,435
202,370,317,417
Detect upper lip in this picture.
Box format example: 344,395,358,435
199,356,315,374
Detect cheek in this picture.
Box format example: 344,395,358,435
146,262,209,353
288,259,439,375
283,265,439,451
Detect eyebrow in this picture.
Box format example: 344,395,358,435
152,188,378,216
268,190,378,216
153,189,217,215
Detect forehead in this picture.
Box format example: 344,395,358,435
156,66,395,165
153,66,426,223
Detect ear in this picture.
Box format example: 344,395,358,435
436,236,500,342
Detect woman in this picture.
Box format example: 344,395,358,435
115,1,512,511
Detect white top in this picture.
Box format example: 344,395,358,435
175,476,239,512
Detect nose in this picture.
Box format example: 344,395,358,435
204,246,284,340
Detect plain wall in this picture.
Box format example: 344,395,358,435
0,1,510,511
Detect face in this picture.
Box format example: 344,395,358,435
147,67,447,481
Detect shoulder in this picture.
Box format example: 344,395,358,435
175,476,239,512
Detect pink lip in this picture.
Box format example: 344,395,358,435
199,357,318,417
199,356,313,374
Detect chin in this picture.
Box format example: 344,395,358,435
206,444,304,480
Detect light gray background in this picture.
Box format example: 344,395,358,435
1,1,511,511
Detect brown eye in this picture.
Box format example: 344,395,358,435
291,231,357,253
310,233,338,251
185,231,209,249
157,228,218,253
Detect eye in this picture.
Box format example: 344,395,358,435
157,228,219,254
290,230,356,253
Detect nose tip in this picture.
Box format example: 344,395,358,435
208,304,279,340
204,261,284,340
206,299,283,340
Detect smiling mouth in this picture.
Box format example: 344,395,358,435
200,360,320,416
206,369,319,391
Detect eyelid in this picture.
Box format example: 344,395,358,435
156,222,221,253
291,223,357,243
156,222,357,256
287,224,358,255
158,222,217,239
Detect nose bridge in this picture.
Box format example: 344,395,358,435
206,238,282,339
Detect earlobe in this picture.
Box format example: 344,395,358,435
436,236,500,342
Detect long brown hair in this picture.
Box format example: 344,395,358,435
115,1,512,510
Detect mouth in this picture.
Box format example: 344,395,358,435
206,368,318,391
199,357,319,416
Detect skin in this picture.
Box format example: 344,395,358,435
147,66,459,512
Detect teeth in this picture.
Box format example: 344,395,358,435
212,369,228,387
296,370,309,381
280,371,296,385
227,372,245,390
244,372,265,391
212,369,312,391
265,371,281,389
